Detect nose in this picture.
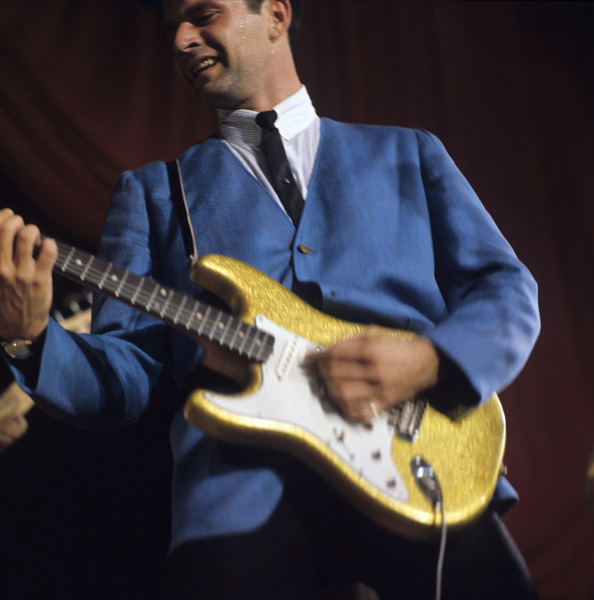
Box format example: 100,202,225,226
173,22,202,54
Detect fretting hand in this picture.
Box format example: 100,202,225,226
0,209,57,342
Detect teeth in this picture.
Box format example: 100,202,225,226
195,57,217,74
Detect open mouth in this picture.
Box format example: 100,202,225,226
193,57,218,76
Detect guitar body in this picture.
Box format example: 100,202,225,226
184,254,506,540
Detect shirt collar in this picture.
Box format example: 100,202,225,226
217,86,318,147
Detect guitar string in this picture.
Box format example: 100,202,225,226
55,246,274,360
55,242,451,579
57,247,232,329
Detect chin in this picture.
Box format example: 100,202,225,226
198,89,246,111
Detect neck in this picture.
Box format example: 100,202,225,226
240,61,302,113
250,83,302,113
238,40,302,112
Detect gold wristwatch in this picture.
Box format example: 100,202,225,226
2,339,34,360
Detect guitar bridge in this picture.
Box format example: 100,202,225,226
389,398,427,441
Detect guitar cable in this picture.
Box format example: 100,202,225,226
434,498,447,600
411,455,446,600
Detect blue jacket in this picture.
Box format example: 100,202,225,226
10,119,540,550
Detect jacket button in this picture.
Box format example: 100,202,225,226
297,244,312,254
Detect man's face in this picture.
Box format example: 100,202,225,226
163,0,274,110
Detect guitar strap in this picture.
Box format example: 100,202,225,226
166,159,198,268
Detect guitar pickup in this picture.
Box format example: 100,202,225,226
275,335,302,380
389,398,427,441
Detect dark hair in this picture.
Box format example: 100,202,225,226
142,0,301,50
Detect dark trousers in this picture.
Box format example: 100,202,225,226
164,465,538,600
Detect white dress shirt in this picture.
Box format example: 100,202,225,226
217,86,320,212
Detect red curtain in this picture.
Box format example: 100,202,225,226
1,1,593,598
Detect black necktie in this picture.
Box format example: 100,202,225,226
255,110,304,226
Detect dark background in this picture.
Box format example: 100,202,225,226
1,1,593,598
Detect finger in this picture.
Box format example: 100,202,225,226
325,379,384,421
316,354,372,383
308,336,378,369
0,208,15,225
13,224,42,270
0,414,28,452
342,398,377,422
0,207,15,225
36,237,58,272
0,212,24,265
325,377,370,401
304,330,382,365
0,414,28,437
321,335,369,359
320,333,391,369
304,338,359,369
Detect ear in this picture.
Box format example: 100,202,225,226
266,0,292,42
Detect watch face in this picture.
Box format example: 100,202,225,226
2,340,33,360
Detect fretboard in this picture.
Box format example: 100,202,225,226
53,240,274,363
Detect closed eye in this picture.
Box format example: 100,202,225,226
162,6,220,45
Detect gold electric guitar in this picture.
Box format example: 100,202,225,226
51,240,505,540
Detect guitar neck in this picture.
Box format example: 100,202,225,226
53,240,274,363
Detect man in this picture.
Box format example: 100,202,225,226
0,0,540,598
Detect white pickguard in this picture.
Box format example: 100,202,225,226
202,315,409,503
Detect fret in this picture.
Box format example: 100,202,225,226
71,257,84,278
235,321,250,356
70,255,85,278
130,277,144,306
114,270,129,298
151,287,169,314
159,289,175,319
260,335,272,362
217,313,234,347
194,305,205,322
168,291,184,323
145,282,161,312
50,240,274,364
196,306,212,336
172,295,187,325
253,334,267,363
246,330,263,359
122,272,142,303
226,317,242,351
60,246,76,273
207,311,223,341
98,263,113,290
80,255,94,282
184,300,201,331
105,267,124,294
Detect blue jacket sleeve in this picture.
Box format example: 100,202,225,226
8,316,169,430
6,170,175,430
417,130,540,402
